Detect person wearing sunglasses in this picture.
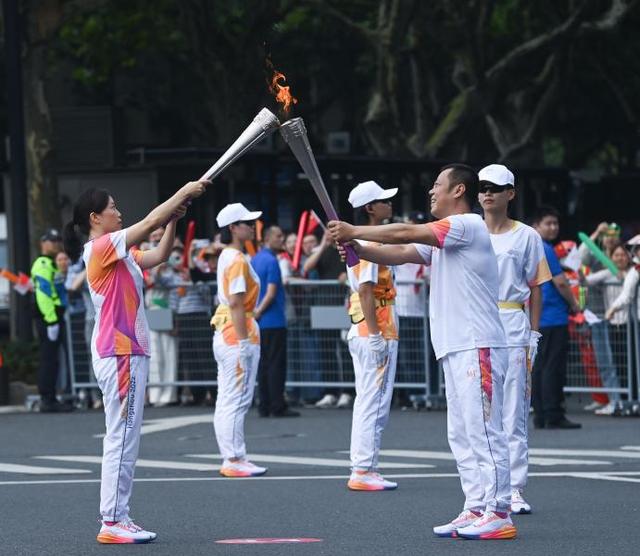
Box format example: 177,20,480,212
478,164,552,515
210,204,267,478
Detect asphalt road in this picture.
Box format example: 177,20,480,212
1,403,639,556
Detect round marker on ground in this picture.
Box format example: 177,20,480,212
215,538,323,545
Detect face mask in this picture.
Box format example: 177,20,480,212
168,253,182,268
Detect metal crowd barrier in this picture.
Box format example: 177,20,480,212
67,280,436,399
565,283,638,402
66,280,639,404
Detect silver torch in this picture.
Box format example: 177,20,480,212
280,117,359,267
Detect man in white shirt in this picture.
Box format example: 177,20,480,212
328,164,515,541
478,164,552,515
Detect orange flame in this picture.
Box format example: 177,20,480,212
268,68,298,116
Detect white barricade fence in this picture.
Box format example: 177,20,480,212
66,280,639,406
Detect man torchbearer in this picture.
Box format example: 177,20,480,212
328,164,516,541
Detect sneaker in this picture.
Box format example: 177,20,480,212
433,510,482,538
510,489,532,514
583,401,605,411
336,393,353,409
347,470,397,491
315,394,337,408
97,518,156,544
456,511,517,540
595,402,617,416
219,459,267,477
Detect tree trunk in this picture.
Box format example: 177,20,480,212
23,0,63,251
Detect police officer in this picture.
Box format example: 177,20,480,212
31,228,71,412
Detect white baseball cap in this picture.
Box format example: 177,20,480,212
626,234,640,246
348,180,398,208
478,164,515,188
216,203,262,228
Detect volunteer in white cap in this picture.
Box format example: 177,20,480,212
477,164,552,514
344,181,400,491
210,203,267,477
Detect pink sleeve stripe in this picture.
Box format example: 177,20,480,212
426,219,451,248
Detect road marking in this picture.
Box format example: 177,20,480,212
92,414,214,438
2,471,639,487
620,446,640,451
376,449,611,466
530,448,640,460
216,538,323,544
186,454,435,469
36,455,220,472
0,463,91,475
573,473,640,484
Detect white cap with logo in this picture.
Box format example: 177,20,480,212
216,203,262,228
348,180,398,208
478,164,515,188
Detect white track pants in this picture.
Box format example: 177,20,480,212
213,334,260,460
94,355,148,522
148,330,178,405
349,337,398,471
503,346,530,490
443,348,511,512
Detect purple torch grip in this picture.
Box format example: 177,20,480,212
344,244,360,267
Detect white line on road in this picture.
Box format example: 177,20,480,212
35,455,220,472
529,448,640,460
2,470,639,487
572,473,640,484
375,449,611,466
186,453,435,469
0,463,91,475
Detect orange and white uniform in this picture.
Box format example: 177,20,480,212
211,247,261,460
83,229,150,523
346,241,399,471
489,221,551,492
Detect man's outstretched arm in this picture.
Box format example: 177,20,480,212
342,242,425,266
328,221,440,247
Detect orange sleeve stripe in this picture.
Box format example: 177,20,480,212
528,259,553,286
426,219,450,248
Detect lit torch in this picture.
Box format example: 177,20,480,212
267,59,298,117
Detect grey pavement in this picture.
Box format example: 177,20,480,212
1,402,639,556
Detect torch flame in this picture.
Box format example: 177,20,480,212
268,68,298,116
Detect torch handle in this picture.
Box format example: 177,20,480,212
343,245,360,267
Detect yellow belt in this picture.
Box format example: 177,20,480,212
498,301,524,310
210,304,254,330
348,292,395,324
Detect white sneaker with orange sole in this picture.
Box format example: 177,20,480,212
432,510,482,538
97,519,156,544
347,470,397,491
456,511,517,540
219,459,267,477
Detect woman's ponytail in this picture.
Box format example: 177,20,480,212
63,220,82,263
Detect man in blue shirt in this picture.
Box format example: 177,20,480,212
251,226,299,417
532,207,582,429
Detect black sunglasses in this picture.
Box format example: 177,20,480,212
479,184,513,194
